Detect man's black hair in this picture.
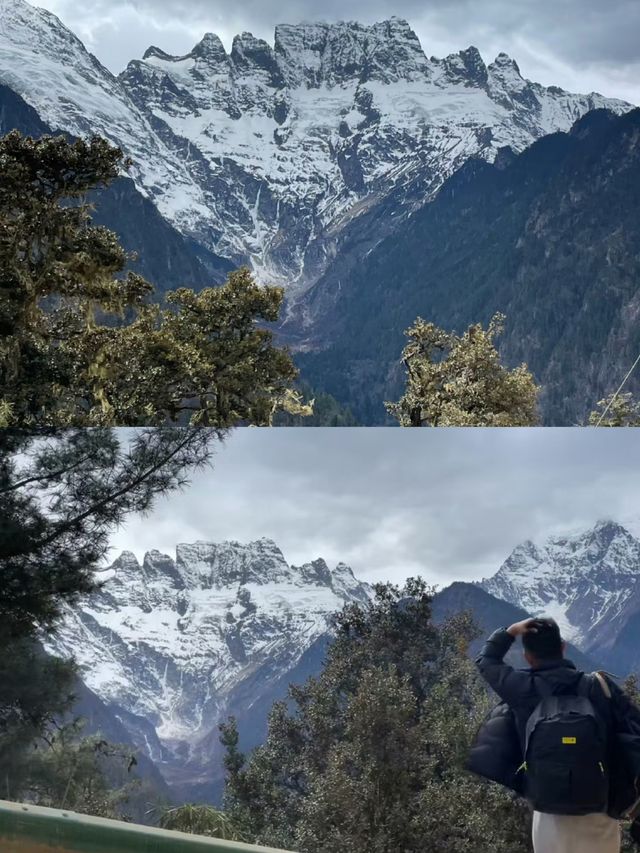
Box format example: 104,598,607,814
522,617,563,660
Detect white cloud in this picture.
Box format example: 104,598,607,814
107,428,640,589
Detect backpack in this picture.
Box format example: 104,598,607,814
521,672,610,815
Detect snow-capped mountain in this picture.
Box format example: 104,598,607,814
480,521,640,655
0,0,210,231
0,1,632,298
43,538,371,796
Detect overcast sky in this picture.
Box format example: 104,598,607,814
34,0,640,104
108,428,640,588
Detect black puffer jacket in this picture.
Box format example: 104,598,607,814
466,699,524,795
468,628,640,817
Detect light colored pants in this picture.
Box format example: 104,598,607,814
532,811,620,853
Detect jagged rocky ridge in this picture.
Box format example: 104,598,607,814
0,0,631,296
44,538,371,799
480,520,640,665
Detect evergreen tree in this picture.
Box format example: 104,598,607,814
589,392,640,427
0,428,218,641
3,672,167,822
19,721,137,819
387,314,539,427
0,132,304,426
0,640,76,801
0,427,220,802
221,582,530,853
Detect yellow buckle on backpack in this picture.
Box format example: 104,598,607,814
562,737,577,744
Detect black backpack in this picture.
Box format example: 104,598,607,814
522,673,610,815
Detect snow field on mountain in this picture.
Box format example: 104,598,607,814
481,521,640,648
0,0,631,292
44,539,372,746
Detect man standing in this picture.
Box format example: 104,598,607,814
474,617,640,853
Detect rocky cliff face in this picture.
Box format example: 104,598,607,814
480,520,640,658
0,1,630,296
44,538,371,797
296,107,640,425
0,82,232,292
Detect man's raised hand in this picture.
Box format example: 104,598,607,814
506,618,539,638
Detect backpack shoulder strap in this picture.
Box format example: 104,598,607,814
577,671,612,700
593,670,612,699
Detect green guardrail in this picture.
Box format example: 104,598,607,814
0,800,296,853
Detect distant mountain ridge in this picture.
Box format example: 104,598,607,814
480,520,640,668
2,1,638,425
45,522,640,803
0,0,630,297
432,582,598,673
44,538,371,800
0,82,233,293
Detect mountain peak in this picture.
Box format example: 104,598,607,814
587,518,632,547
549,518,631,550
191,32,227,62
100,538,370,603
232,31,270,53
334,561,356,574
440,45,488,86
173,537,289,589
3,5,632,298
481,521,640,645
272,17,428,87
592,518,627,534
111,550,140,570
230,32,283,86
0,0,91,55
297,557,333,587
0,0,39,17
44,534,371,782
491,52,522,74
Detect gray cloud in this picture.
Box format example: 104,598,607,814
108,428,640,589
36,0,640,102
